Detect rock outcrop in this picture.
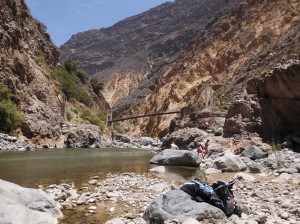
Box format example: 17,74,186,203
65,124,110,148
0,179,63,224
0,0,64,140
224,60,300,141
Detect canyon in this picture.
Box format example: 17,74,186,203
61,0,300,139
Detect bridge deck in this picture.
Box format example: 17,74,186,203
109,110,181,122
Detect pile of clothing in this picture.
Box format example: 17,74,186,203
180,179,242,217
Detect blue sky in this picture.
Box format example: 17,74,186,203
25,0,173,47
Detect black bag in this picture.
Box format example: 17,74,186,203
211,180,242,217
181,179,242,218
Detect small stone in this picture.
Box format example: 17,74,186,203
88,206,97,210
88,210,95,214
279,212,289,220
88,180,97,185
109,207,115,212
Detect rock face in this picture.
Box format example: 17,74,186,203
60,0,234,107
0,133,36,150
161,128,208,149
65,124,110,148
224,60,300,140
150,149,201,167
0,0,64,140
61,0,300,139
143,189,226,222
0,179,63,224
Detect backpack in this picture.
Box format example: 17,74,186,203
211,180,242,217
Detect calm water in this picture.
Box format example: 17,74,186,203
0,148,201,188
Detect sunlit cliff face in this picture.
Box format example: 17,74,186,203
60,0,300,137
120,0,300,137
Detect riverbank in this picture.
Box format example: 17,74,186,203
42,148,299,224
0,133,36,151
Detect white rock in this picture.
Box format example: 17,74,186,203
149,166,166,173
88,206,97,210
109,207,115,212
182,217,201,224
233,172,256,182
105,218,125,224
88,180,97,185
204,168,222,174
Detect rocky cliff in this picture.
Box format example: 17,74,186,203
60,0,237,107
224,60,300,140
0,0,64,140
119,0,300,137
61,0,300,138
0,0,110,143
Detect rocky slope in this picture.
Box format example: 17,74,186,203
0,0,64,140
60,0,300,139
120,0,300,137
0,0,110,144
60,0,238,107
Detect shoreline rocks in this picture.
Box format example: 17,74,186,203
0,133,36,151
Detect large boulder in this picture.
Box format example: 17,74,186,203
143,189,226,222
0,179,63,224
161,128,208,149
65,124,110,148
213,153,247,172
150,149,201,167
240,145,268,160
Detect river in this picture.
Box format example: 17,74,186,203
0,148,201,188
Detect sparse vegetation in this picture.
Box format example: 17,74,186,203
66,102,107,132
0,82,24,134
51,61,93,107
90,77,104,95
271,138,284,167
66,111,73,121
81,108,106,130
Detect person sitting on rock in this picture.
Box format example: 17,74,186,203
170,141,179,150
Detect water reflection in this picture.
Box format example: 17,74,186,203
0,148,205,188
0,148,154,187
151,166,206,183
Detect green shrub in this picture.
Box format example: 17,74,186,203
66,111,73,121
0,83,24,133
52,67,93,107
90,77,104,95
64,60,78,74
80,108,106,131
76,69,88,84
